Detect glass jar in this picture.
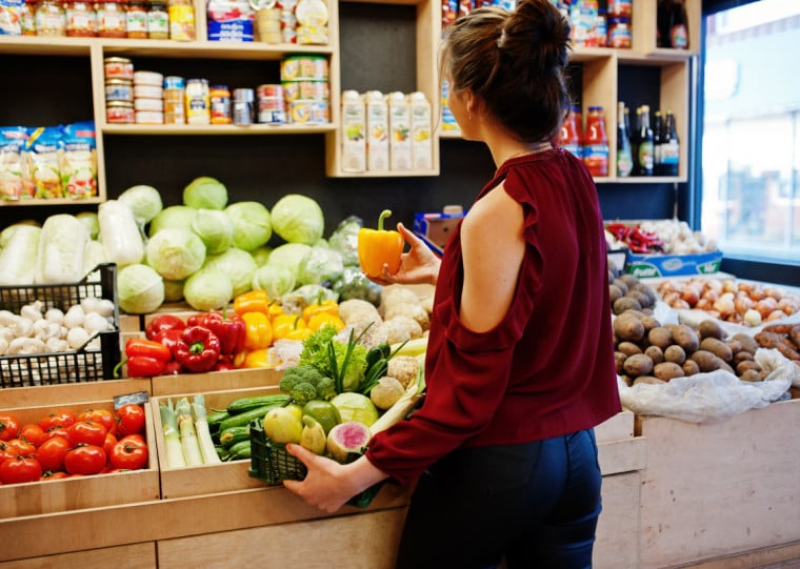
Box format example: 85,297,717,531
163,76,186,124
21,0,38,35
185,78,210,125
65,0,97,37
209,85,232,125
608,16,632,49
35,0,67,37
167,0,195,41
126,0,147,38
582,106,609,177
97,0,127,38
146,0,168,39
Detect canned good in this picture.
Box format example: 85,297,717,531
164,99,186,124
106,101,135,124
105,79,134,102
257,84,283,99
258,97,286,124
134,84,163,99
136,111,164,124
280,55,328,81
282,80,329,103
104,57,134,80
133,70,164,86
210,85,232,125
163,76,185,90
287,99,329,124
233,88,255,125
135,97,164,111
186,78,210,125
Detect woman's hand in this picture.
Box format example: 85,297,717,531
369,223,442,287
282,444,388,513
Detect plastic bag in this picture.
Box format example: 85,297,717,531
618,347,798,424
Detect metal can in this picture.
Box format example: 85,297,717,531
163,76,186,124
233,88,255,125
185,78,210,125
133,84,163,99
105,79,134,102
282,80,329,103
257,84,283,99
287,99,329,124
106,101,135,124
280,55,328,81
210,85,232,125
104,57,134,80
258,97,286,125
135,111,164,124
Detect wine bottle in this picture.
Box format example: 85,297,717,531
633,105,654,176
661,110,680,176
653,110,664,176
616,101,633,178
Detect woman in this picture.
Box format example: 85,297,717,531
284,0,621,566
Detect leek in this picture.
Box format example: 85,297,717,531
176,397,204,466
159,399,186,468
192,394,222,465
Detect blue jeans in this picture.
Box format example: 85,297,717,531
395,429,602,569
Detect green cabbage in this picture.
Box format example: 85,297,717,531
328,216,362,266
98,201,145,269
118,263,165,314
297,246,344,286
251,246,273,266
163,279,185,303
202,247,258,297
36,214,90,284
76,212,100,240
224,201,272,252
183,176,228,210
148,205,197,237
191,208,234,255
118,185,163,225
267,243,311,277
251,264,296,299
183,268,233,311
0,225,40,285
145,227,206,281
270,194,324,245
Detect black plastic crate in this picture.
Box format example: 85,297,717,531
0,263,121,388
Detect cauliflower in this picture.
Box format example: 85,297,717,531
279,365,335,405
339,298,381,326
370,376,405,410
384,302,431,331
387,355,420,389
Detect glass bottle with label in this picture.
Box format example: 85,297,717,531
669,0,689,49
653,110,664,176
582,106,609,177
660,111,680,177
559,105,582,160
21,0,38,35
633,105,654,176
616,101,633,178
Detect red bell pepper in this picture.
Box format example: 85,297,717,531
173,326,221,373
199,310,246,357
153,327,184,352
145,314,186,341
120,338,173,378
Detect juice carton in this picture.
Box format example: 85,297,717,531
365,90,389,172
409,91,432,170
340,90,366,173
386,91,411,171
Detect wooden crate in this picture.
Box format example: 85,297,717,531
637,398,800,569
0,379,151,409
595,471,642,569
0,399,160,519
150,367,283,396
0,543,157,569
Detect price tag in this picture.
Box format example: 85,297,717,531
114,391,150,410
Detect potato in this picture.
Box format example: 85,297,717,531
639,315,661,332
626,290,652,310
633,375,666,386
609,284,623,304
631,283,657,307
732,333,759,354
740,369,762,383
623,353,654,377
612,279,630,295
726,339,742,355
613,312,645,343
618,274,639,288
647,327,674,350
736,360,761,376
614,352,628,374
682,359,701,376
700,337,733,362
645,345,664,364
690,349,721,373
619,374,633,387
664,344,687,365
654,362,685,381
733,351,755,364
613,297,642,315
698,319,727,340
718,360,735,375
617,341,643,357
672,324,700,352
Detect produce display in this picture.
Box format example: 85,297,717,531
0,403,149,485
605,219,718,255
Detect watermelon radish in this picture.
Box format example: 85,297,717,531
326,421,371,462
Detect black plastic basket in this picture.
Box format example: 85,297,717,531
0,263,121,388
248,419,382,509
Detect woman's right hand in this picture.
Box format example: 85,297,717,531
368,223,441,287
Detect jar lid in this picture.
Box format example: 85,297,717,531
107,101,134,108
105,78,133,85
104,57,132,64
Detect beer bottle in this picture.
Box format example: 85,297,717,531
661,110,680,176
633,105,654,176
616,101,633,178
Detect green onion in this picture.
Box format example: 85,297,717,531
159,399,186,469
192,394,222,465
176,397,203,467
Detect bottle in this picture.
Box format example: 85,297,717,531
97,0,127,38
559,105,582,159
210,85,232,124
669,0,689,49
616,101,633,178
653,110,664,176
633,104,654,176
661,110,680,177
21,0,38,35
582,105,609,177
341,90,366,173
657,0,671,48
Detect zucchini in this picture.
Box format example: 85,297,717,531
226,440,252,461
226,394,290,415
219,426,250,449
218,403,285,433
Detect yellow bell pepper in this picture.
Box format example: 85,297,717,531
358,209,404,279
286,327,312,341
242,311,273,350
242,348,280,369
272,314,308,341
267,302,285,321
307,312,345,333
233,290,270,316
302,299,339,322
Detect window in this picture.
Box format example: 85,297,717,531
700,0,800,266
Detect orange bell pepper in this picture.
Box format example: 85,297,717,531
241,311,273,350
272,314,307,341
302,299,339,322
307,312,345,333
233,290,270,316
358,209,404,279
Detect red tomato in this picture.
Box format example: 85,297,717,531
116,404,146,436
103,432,119,458
67,421,108,447
77,409,116,436
19,424,48,448
0,456,42,484
64,445,107,475
109,440,149,470
41,471,69,481
0,442,19,465
38,410,77,432
118,433,146,447
35,436,71,473
6,438,36,458
46,427,70,440
0,414,21,442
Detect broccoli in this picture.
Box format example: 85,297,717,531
279,365,333,405
316,376,337,401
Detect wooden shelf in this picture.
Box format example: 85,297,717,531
0,197,104,207
101,124,336,135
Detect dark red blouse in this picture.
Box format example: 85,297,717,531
366,148,621,485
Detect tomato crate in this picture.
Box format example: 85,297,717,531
0,263,122,389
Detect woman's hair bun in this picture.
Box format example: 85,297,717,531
500,0,570,69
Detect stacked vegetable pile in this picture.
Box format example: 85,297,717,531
0,403,148,485
605,219,718,255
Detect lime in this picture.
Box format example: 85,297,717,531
302,400,342,435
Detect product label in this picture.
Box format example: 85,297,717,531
617,148,633,177
562,143,582,159
638,141,654,171
366,101,389,172
583,143,609,176
661,141,679,165
671,24,688,49
342,100,366,173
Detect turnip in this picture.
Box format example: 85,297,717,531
326,421,371,463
